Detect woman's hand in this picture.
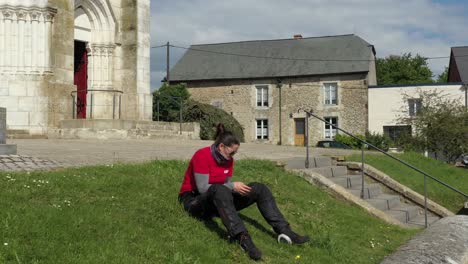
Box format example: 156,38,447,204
233,182,252,196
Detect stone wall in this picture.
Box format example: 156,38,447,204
186,73,369,145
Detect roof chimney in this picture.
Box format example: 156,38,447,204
293,34,303,39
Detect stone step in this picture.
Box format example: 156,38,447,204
7,129,48,139
132,130,180,135
387,204,421,223
313,156,332,168
366,194,401,211
305,166,348,178
330,175,363,188
407,215,440,228
7,129,29,135
349,183,382,199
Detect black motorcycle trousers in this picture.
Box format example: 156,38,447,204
179,182,289,237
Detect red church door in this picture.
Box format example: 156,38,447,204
74,41,88,119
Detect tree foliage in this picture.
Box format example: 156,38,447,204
397,90,468,163
376,53,434,85
152,83,245,141
153,83,191,122
436,66,449,83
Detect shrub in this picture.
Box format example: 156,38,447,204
335,133,391,151
365,132,391,151
183,100,245,142
334,134,365,149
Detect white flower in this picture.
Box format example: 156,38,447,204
3,242,8,246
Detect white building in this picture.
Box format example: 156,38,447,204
368,83,465,140
0,0,152,136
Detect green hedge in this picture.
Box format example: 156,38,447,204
183,100,245,142
335,132,391,151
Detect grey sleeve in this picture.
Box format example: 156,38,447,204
194,173,211,194
224,177,234,190
194,173,234,194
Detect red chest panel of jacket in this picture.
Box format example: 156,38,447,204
179,147,233,194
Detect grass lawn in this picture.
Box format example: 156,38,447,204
347,152,468,213
0,160,418,263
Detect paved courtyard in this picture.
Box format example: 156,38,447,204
2,139,360,171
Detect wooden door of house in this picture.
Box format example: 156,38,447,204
294,118,305,146
74,41,88,119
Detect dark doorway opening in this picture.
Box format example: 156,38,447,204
74,41,88,119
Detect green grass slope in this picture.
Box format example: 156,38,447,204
347,152,468,213
0,160,418,263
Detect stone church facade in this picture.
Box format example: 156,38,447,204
0,0,152,136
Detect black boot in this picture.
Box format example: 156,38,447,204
237,232,262,261
277,227,310,245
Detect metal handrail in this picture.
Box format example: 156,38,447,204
71,89,124,120
301,109,467,228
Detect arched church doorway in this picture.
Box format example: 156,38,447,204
73,0,116,119
74,41,88,119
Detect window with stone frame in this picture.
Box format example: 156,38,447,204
324,83,338,105
256,119,269,140
383,125,412,142
324,117,338,139
256,85,269,107
408,98,422,116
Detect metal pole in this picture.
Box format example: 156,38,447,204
166,42,170,86
305,112,310,168
179,98,182,135
119,95,122,119
278,83,282,145
157,99,160,122
424,174,428,228
112,94,116,120
361,147,365,199
90,93,93,119
72,95,76,119
464,83,468,109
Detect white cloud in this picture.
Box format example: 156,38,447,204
150,0,468,85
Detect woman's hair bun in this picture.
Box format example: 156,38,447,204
215,123,225,139
214,123,240,146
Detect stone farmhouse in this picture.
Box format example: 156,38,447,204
170,34,377,145
0,0,152,137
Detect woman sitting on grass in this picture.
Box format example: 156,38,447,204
178,123,309,261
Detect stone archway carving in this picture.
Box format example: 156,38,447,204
74,0,116,89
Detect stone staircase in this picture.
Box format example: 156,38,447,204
7,129,48,139
286,156,441,228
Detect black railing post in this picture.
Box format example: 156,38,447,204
157,99,160,122
424,174,428,228
112,94,116,120
305,111,310,168
179,97,183,135
361,146,365,199
72,95,76,119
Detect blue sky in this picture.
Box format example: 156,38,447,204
149,0,468,89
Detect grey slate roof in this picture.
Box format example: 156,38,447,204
170,34,375,82
451,46,468,82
